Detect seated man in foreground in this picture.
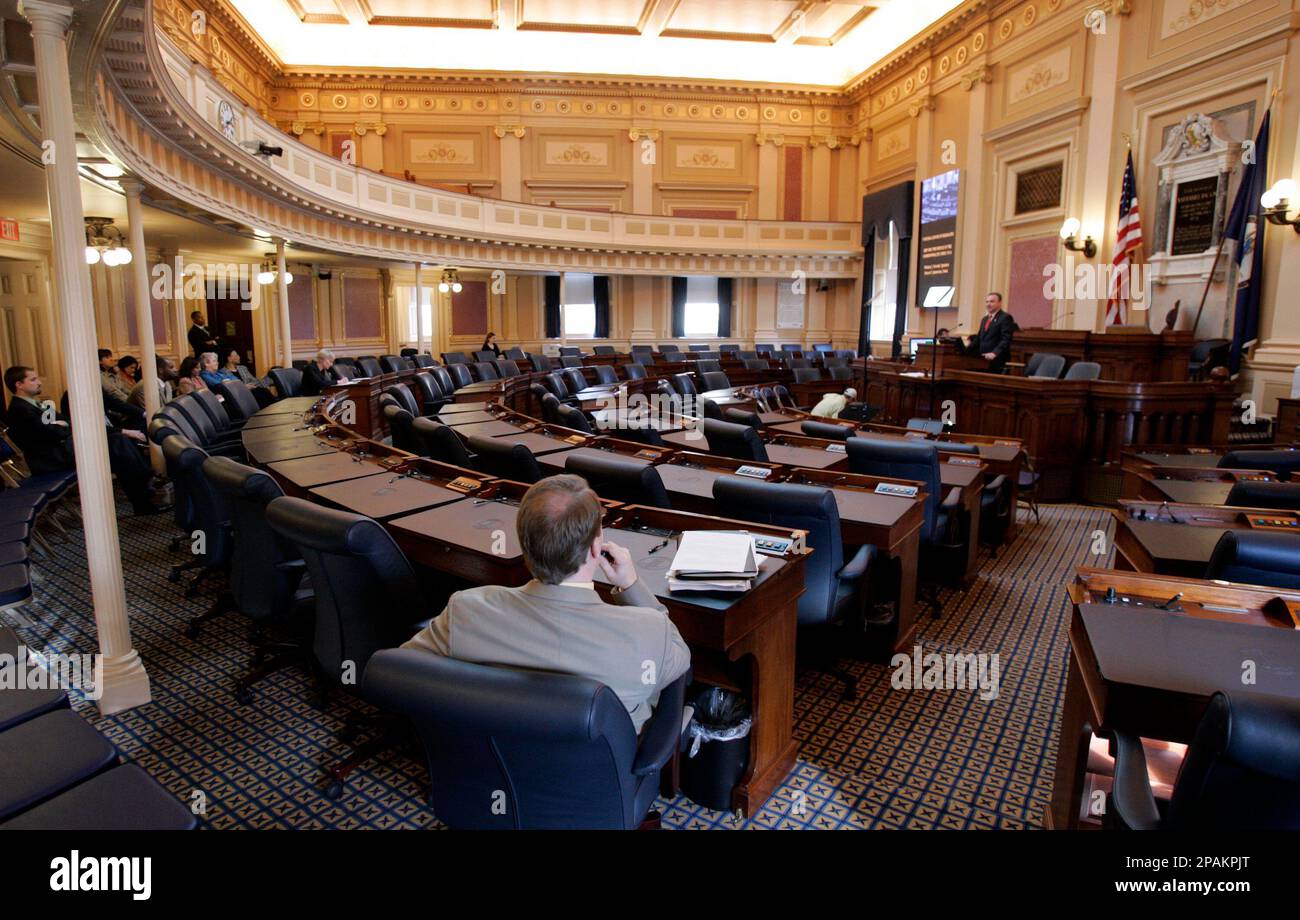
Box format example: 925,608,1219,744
402,474,691,734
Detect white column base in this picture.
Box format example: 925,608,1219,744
96,648,152,716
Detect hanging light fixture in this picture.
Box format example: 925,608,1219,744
256,254,293,285
84,217,132,266
438,268,462,294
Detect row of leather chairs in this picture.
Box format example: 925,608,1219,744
0,624,195,828
1023,353,1102,381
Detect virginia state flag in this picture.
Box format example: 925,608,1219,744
1223,110,1270,374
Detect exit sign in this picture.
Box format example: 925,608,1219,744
0,219,18,242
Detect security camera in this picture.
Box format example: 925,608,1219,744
239,140,284,158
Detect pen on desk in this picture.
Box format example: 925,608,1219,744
647,539,671,554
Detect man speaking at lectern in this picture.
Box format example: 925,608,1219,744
961,292,1015,374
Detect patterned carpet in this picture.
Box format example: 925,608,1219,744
3,500,1113,830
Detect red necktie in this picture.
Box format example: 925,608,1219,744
981,315,989,334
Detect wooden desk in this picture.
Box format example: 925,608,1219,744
1112,500,1300,575
763,442,847,471
913,342,991,374
1048,567,1300,829
268,451,392,491
310,471,468,521
245,433,339,464
437,401,493,415
941,460,985,583
1011,328,1192,382
450,419,531,440
1124,466,1276,504
437,410,500,426
242,412,305,430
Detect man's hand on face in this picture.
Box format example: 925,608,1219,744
597,540,638,590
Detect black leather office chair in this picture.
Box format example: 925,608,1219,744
1108,691,1300,830
723,408,762,428
539,392,563,425
203,456,312,702
793,367,823,383
385,383,421,418
659,344,681,355
529,353,551,373
566,451,670,508
606,424,666,447
161,436,233,625
446,363,474,390
410,418,475,469
560,356,583,369
169,396,242,453
802,420,850,440
429,366,456,397
265,496,430,798
356,357,383,378
1219,450,1300,481
1204,530,1300,589
380,355,406,374
559,346,582,357
786,358,812,370
593,365,619,385
631,345,654,356
943,441,1012,547
1025,353,1065,379
542,372,576,405
700,371,731,391
494,359,522,378
414,354,437,369
411,372,448,415
555,404,594,434
744,359,769,371
752,387,775,411
829,366,854,381
441,352,470,365
624,364,647,381
474,350,497,363
562,368,590,395
713,477,873,699
847,437,967,612
211,380,261,422
823,356,848,368
466,433,543,483
672,373,698,398
1063,361,1102,381
362,649,687,828
1188,339,1231,380
383,404,419,454
191,389,241,435
472,362,500,381
737,351,759,361
703,419,768,462
1224,480,1300,510
593,345,616,356
268,367,302,399
696,397,723,421
695,360,721,374
756,344,775,356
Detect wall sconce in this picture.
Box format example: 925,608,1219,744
1059,218,1097,258
1262,179,1300,234
438,268,463,294
84,217,132,266
256,254,293,286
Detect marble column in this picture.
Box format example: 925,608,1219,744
122,179,164,474
414,262,424,355
275,238,292,366
23,0,151,714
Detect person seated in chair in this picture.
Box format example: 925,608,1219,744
402,474,690,734
130,356,176,410
98,349,133,403
4,366,164,515
300,348,351,397
220,349,274,407
481,332,503,359
198,352,229,390
811,387,857,419
176,356,207,396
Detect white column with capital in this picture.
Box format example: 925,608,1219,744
414,262,425,355
757,134,781,220
495,125,524,202
629,129,658,214
275,238,292,366
23,0,150,714
122,179,164,474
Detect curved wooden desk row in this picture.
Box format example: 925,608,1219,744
857,359,1234,503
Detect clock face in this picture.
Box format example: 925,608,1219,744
218,100,236,141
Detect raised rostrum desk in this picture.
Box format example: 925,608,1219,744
1112,500,1300,576
1049,567,1300,829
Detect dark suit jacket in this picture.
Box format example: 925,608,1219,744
6,396,74,474
966,310,1016,372
300,363,340,397
188,324,216,357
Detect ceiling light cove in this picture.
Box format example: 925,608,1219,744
225,0,965,87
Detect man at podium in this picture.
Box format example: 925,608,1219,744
961,292,1016,374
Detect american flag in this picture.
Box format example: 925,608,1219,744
1105,151,1143,326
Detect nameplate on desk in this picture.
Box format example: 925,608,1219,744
824,443,847,453
379,456,405,469
904,432,928,439
446,476,483,493
565,434,587,445
1187,447,1212,454
948,456,980,466
874,483,918,497
994,440,1018,446
736,465,772,479
754,535,793,556
635,449,663,461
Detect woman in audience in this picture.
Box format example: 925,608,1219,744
221,349,275,406
301,348,350,397
116,355,140,387
177,356,207,396
481,332,502,358
199,352,232,389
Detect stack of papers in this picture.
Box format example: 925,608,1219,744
667,531,759,593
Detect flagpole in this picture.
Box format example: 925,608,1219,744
1191,88,1280,339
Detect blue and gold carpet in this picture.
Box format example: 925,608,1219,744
4,502,1113,829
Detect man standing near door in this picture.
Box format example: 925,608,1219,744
961,292,1016,374
188,310,217,358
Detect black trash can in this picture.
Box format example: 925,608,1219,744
680,686,752,812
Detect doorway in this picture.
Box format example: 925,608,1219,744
207,294,256,370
